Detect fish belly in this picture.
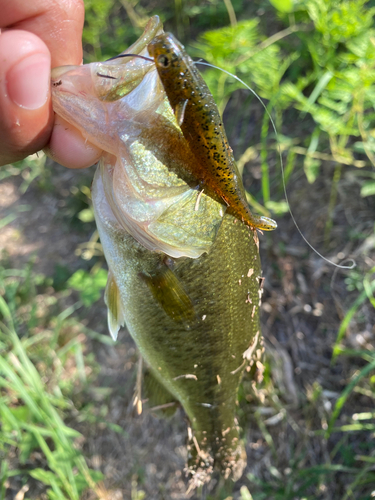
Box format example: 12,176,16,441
92,167,262,485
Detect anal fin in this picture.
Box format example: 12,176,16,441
143,368,178,417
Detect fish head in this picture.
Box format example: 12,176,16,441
51,21,226,259
51,57,162,154
51,15,165,153
148,33,190,79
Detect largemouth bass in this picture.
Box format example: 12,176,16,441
51,16,265,489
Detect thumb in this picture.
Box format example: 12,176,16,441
0,29,52,166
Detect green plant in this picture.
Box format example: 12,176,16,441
334,266,375,358
0,255,121,499
68,268,107,307
3,1,375,498
193,0,375,236
0,153,50,192
0,285,103,499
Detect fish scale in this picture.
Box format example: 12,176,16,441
92,170,263,482
50,15,266,488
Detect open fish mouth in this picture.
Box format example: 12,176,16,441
51,20,226,259
51,15,264,488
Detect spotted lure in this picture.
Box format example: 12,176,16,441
148,33,277,231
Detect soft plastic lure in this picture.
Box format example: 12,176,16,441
148,33,277,231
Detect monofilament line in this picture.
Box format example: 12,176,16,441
196,61,355,270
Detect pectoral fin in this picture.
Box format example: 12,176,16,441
104,269,125,341
139,263,195,324
175,99,188,126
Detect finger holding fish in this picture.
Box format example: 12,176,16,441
0,0,86,167
46,114,102,169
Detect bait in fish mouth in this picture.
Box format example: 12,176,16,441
147,32,277,232
51,15,270,490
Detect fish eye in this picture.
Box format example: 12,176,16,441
157,54,171,68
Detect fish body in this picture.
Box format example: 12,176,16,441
148,33,277,231
51,16,264,487
94,169,262,485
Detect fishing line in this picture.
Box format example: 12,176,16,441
105,53,154,63
102,52,355,269
195,61,355,271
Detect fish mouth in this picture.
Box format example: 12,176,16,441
51,65,79,84
50,65,94,101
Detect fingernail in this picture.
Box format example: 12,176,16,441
7,53,50,110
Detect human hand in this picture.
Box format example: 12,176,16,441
0,0,102,168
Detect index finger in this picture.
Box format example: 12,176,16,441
1,0,85,67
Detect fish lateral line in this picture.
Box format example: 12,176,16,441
195,61,355,269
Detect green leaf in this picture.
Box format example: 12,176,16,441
304,157,321,184
360,181,375,197
265,200,289,214
326,357,375,437
269,0,294,13
307,71,333,109
77,208,95,223
333,279,375,359
68,268,108,307
29,468,58,486
240,485,254,499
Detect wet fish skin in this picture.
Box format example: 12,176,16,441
51,16,264,487
148,33,277,232
93,167,262,484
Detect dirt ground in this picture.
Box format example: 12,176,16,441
1,132,374,499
